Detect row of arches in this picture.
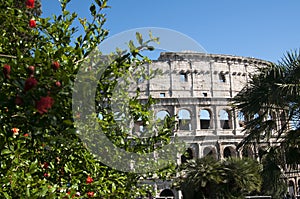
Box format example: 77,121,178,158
156,109,233,131
155,108,288,131
181,145,255,163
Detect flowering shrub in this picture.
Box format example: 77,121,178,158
0,0,176,198
29,18,36,28
35,96,54,114
26,0,35,8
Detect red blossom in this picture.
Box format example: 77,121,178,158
23,133,29,137
3,64,11,79
43,162,49,169
24,77,38,91
3,64,11,75
28,66,35,74
87,192,94,198
86,176,93,184
25,0,34,8
11,128,20,135
52,61,60,70
35,96,54,114
43,173,50,178
29,19,36,28
55,81,61,87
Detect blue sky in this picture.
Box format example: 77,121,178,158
41,0,300,62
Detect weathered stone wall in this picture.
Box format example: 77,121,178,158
137,52,270,160
136,52,272,198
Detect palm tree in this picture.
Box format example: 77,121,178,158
177,156,224,199
176,156,262,199
220,157,262,198
232,50,300,161
232,49,300,196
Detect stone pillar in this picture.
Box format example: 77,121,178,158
189,61,194,97
196,107,201,131
168,60,173,97
213,105,220,131
177,190,183,199
219,143,224,159
209,60,214,97
197,143,202,158
192,105,198,131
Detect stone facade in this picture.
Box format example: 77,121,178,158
134,52,298,198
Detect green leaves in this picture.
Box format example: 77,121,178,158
136,32,143,45
177,157,262,198
0,0,175,198
90,4,96,16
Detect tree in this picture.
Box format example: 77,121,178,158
0,0,177,198
176,156,262,199
232,49,300,150
231,49,300,196
259,147,287,198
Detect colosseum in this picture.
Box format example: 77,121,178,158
132,52,300,199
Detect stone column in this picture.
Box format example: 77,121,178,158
192,105,198,131
168,60,173,97
209,59,214,97
196,106,201,131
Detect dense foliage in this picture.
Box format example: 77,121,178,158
232,50,300,197
176,156,262,199
0,0,177,198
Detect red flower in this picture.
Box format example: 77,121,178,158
28,66,35,74
87,192,94,198
25,0,34,8
24,77,38,91
35,96,54,114
23,133,29,137
29,19,36,28
43,173,50,177
52,61,60,70
86,176,93,184
55,81,61,87
3,64,11,79
43,162,49,169
11,128,20,135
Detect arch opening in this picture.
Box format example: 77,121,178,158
219,109,231,129
200,109,211,129
178,109,191,131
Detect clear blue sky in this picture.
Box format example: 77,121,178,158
41,0,300,63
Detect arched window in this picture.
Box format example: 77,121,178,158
288,180,295,196
178,109,191,130
242,146,253,158
224,146,236,158
203,146,217,159
160,189,175,197
156,110,170,120
219,109,231,129
238,111,245,127
134,117,144,133
224,147,231,158
200,109,211,129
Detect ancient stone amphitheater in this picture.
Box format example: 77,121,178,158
134,52,298,198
